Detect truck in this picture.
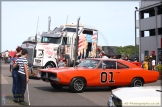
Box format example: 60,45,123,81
21,35,41,76
21,17,98,77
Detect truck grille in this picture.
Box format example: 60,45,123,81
25,48,34,65
112,95,122,107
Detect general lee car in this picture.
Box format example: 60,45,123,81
38,58,159,93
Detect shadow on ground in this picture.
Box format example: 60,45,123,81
34,86,112,93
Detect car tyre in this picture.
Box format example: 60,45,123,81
130,78,143,87
69,78,85,93
50,83,63,89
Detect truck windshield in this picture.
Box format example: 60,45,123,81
41,36,61,44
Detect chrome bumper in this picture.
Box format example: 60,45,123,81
40,72,60,82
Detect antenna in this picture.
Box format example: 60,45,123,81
48,16,51,32
66,15,68,24
35,16,39,43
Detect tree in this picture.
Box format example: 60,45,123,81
116,45,139,57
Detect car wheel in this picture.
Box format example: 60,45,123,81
69,78,85,93
50,83,63,89
44,63,54,69
130,78,143,87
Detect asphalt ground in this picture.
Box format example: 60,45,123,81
1,62,161,106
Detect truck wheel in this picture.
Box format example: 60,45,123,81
69,78,85,93
44,63,54,69
50,83,63,89
130,78,143,87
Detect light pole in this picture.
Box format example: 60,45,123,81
154,7,158,64
74,17,80,66
135,7,138,58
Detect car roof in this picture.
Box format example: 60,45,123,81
86,58,139,68
87,58,118,61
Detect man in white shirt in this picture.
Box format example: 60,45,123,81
152,59,155,70
5,50,9,64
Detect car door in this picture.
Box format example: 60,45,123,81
116,62,134,86
94,60,120,86
104,61,121,86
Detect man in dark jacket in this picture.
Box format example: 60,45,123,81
148,56,152,70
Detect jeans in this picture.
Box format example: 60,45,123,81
12,70,20,101
5,57,8,63
18,73,26,102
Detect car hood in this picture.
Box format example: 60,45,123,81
112,86,161,106
39,67,93,73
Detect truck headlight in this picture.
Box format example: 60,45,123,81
35,59,41,63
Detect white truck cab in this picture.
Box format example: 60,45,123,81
33,22,98,69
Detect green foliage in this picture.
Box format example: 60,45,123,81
155,64,162,72
116,45,139,57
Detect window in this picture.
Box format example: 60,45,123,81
41,36,61,44
150,29,155,36
98,61,116,69
117,62,129,69
144,51,149,56
158,28,162,35
140,8,155,19
83,30,93,35
77,59,100,68
63,28,79,32
158,5,162,15
62,37,67,45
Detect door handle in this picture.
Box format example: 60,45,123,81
116,72,120,73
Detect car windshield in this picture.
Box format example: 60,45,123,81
41,36,61,44
77,59,100,68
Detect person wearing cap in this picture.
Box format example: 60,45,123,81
14,49,29,104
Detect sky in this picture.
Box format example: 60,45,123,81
1,1,140,52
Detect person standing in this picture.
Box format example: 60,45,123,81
148,56,153,70
58,57,65,67
62,52,71,67
5,50,9,64
143,59,148,70
0,53,2,61
14,49,29,104
10,46,22,102
152,58,156,70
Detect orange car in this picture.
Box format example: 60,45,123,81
38,58,159,93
